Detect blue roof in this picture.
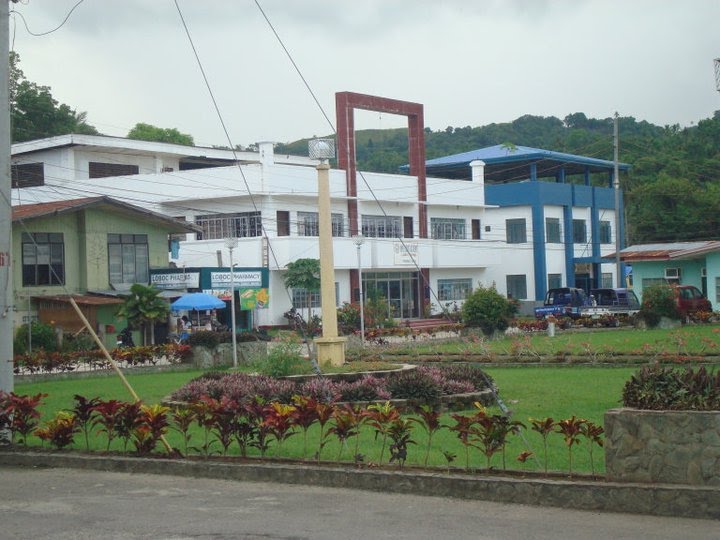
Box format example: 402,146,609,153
412,144,630,181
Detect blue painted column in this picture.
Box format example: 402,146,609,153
584,166,591,186
532,204,547,301
556,167,565,184
563,205,575,286
591,187,601,288
530,162,537,182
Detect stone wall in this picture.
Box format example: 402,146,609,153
605,408,720,486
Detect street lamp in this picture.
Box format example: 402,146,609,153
352,234,365,345
225,237,239,368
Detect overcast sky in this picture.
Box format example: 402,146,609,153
10,0,720,149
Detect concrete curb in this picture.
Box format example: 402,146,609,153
2,450,718,520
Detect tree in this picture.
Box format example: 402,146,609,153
462,284,517,336
10,52,98,142
127,123,194,146
283,258,321,324
116,284,169,345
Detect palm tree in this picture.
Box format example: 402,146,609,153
116,284,169,345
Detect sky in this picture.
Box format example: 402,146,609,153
9,0,720,149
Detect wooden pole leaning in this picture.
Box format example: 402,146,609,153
68,297,173,454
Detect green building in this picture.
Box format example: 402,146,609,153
12,196,197,350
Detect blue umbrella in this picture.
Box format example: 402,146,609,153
171,292,226,311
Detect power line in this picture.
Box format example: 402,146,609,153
11,0,86,37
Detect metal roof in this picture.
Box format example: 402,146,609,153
612,241,720,262
411,144,630,181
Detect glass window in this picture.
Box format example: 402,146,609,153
21,232,64,286
599,221,612,244
108,234,149,285
572,219,587,243
297,212,344,237
437,278,472,301
89,162,139,179
506,275,527,300
11,163,44,188
292,283,339,308
601,272,613,288
195,212,262,239
361,215,401,238
546,218,561,243
548,273,562,290
506,219,527,244
431,218,466,240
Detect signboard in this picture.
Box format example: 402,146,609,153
203,289,232,301
210,271,263,289
239,288,269,310
150,272,200,289
393,242,418,266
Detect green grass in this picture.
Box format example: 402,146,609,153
11,365,639,475
376,324,720,358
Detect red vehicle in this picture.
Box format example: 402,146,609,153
674,285,712,315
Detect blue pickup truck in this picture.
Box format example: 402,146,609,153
535,287,640,321
534,288,589,319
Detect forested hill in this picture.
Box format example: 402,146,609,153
276,112,720,245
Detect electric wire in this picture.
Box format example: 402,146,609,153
11,0,86,37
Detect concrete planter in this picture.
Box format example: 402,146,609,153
605,408,720,486
190,342,270,369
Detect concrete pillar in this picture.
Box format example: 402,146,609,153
257,141,275,167
470,160,485,206
315,162,345,366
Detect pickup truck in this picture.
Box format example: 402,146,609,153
534,288,588,319
581,288,641,319
534,287,640,321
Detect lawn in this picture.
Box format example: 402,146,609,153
11,364,637,475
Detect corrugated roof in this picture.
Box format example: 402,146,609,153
12,196,200,233
613,241,720,262
32,294,124,306
409,144,630,181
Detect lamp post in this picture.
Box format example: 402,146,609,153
352,234,365,345
225,237,239,368
309,138,346,366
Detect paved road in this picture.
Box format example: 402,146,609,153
0,466,716,539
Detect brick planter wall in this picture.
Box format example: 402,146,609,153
605,408,720,486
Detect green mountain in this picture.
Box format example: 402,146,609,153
276,112,720,245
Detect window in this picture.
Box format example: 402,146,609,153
471,219,481,240
297,212,344,237
599,221,612,244
12,163,44,188
716,278,720,304
292,283,340,308
438,278,472,301
546,218,561,243
572,219,587,243
277,211,290,236
195,212,262,239
506,275,527,300
22,233,64,286
642,278,666,288
431,218,466,240
601,273,613,288
89,162,140,179
548,273,562,290
506,219,527,244
108,234,149,285
403,216,413,239
362,215,401,238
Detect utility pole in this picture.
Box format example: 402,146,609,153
613,112,622,288
1,1,15,397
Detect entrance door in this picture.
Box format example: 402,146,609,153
575,273,591,294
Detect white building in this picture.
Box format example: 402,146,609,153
11,94,628,328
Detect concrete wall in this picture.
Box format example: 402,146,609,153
605,408,720,486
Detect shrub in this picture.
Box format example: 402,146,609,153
186,331,221,349
622,363,720,410
13,322,58,355
257,338,307,378
638,284,680,327
337,302,361,335
434,364,495,391
336,376,391,402
385,370,443,401
462,285,517,336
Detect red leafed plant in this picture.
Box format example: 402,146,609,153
91,399,126,451
555,416,585,476
529,417,556,474
35,411,79,449
72,395,101,451
5,392,47,445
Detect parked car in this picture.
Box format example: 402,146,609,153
534,287,588,319
589,288,640,310
674,285,712,315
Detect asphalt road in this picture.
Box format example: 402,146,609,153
0,466,717,540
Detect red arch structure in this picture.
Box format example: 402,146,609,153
335,91,427,238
